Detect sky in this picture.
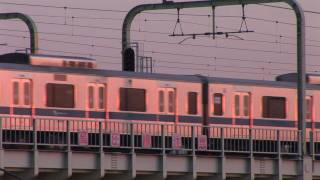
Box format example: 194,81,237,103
0,0,319,80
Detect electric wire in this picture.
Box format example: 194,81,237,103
1,1,320,77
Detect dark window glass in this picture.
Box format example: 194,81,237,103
168,91,175,113
120,88,146,112
213,93,223,116
13,81,19,105
159,90,164,112
78,62,86,68
87,62,93,69
262,96,286,119
88,86,94,109
24,82,31,105
69,61,76,67
243,95,250,116
235,95,240,116
47,83,75,108
98,86,105,109
188,92,198,115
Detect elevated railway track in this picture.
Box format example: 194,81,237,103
0,117,318,180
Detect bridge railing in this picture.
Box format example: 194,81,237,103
0,117,309,156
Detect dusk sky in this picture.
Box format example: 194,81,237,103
0,0,319,80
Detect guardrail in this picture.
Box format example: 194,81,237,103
0,116,314,156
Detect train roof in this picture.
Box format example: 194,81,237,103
31,54,95,61
0,62,320,90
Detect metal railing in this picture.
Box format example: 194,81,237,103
0,116,315,156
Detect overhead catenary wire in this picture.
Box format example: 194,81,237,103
2,1,320,32
0,1,320,78
3,29,320,68
6,13,320,45
1,1,320,16
3,23,320,56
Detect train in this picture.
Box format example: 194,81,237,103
0,52,315,151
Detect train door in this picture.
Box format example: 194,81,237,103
12,79,33,116
234,92,251,127
86,83,106,119
158,88,176,122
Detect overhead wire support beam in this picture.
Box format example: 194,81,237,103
122,0,305,154
168,30,254,37
0,13,38,54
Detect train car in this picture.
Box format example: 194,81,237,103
0,52,317,151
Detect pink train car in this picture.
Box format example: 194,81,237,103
0,53,316,143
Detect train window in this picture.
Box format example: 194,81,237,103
262,96,286,119
13,81,19,105
234,95,240,116
88,86,94,109
78,62,86,68
98,86,105,109
120,88,146,112
159,90,165,112
188,92,198,115
213,93,223,116
243,95,250,116
306,96,312,120
47,83,75,108
23,81,31,105
168,91,175,113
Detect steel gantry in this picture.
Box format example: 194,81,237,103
0,13,38,54
122,0,307,179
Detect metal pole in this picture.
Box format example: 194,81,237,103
0,13,38,54
212,6,216,39
121,0,306,155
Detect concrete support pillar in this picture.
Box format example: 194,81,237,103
33,149,39,176
215,156,226,180
298,156,312,180
161,154,167,179
67,150,72,177
191,156,197,180
100,150,105,178
246,155,255,180
274,156,282,180
131,152,136,179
